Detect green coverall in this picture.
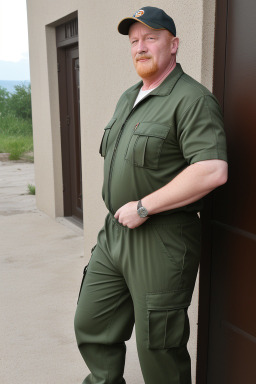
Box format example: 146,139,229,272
74,64,227,384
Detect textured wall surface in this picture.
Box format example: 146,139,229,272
26,1,217,381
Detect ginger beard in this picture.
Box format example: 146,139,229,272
133,54,158,79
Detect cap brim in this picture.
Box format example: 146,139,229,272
117,17,165,35
117,18,139,35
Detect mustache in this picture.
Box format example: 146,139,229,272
135,54,152,61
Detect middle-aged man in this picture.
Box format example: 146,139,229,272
75,6,228,384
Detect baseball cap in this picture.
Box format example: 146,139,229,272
118,6,176,36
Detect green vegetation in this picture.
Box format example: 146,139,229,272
27,183,36,195
0,83,33,161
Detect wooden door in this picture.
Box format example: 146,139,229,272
197,0,256,382
66,47,83,220
58,44,83,221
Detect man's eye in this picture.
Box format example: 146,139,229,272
131,40,138,45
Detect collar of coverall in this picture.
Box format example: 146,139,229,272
125,63,184,109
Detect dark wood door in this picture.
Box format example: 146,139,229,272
198,0,256,382
66,47,83,220
58,45,83,221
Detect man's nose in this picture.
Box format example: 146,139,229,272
137,39,148,54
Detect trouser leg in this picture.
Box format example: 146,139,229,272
135,305,191,384
74,219,134,384
75,212,201,384
119,214,201,384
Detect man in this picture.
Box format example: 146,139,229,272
74,6,228,384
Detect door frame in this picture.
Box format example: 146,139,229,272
196,0,228,382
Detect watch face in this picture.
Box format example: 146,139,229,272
138,206,148,218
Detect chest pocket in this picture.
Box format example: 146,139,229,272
125,122,170,170
99,117,117,157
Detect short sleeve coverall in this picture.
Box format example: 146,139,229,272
74,63,227,384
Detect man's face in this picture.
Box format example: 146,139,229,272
129,22,178,81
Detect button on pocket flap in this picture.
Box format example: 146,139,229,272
146,289,193,310
104,117,117,130
135,122,170,139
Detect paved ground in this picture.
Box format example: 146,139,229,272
0,160,144,384
0,160,198,384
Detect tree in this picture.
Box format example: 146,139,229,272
9,83,32,120
0,86,10,116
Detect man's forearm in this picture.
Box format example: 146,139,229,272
114,160,227,229
142,159,228,215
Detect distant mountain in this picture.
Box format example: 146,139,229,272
0,58,30,84
0,80,30,94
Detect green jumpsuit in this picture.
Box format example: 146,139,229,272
74,63,227,384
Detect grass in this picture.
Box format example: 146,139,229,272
0,114,32,135
0,135,33,160
27,184,36,195
0,114,33,160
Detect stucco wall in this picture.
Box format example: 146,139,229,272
26,0,216,382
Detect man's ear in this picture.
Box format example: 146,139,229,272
171,37,179,54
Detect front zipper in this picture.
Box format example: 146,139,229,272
108,114,133,213
107,94,155,214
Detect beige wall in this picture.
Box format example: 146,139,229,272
26,0,217,381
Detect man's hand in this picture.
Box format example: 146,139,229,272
114,201,149,229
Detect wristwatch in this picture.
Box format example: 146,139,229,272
137,200,149,218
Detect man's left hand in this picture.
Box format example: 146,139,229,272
114,201,148,229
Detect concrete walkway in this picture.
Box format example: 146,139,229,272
0,161,144,384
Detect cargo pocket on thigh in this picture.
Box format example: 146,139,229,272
146,289,193,349
77,245,96,304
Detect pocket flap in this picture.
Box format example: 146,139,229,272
104,117,117,130
135,122,170,139
146,289,193,310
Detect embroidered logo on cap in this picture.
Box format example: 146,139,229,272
133,10,144,18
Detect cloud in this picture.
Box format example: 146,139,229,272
0,0,29,62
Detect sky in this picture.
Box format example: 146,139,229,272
0,0,30,80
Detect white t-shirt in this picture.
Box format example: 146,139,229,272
133,87,157,107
